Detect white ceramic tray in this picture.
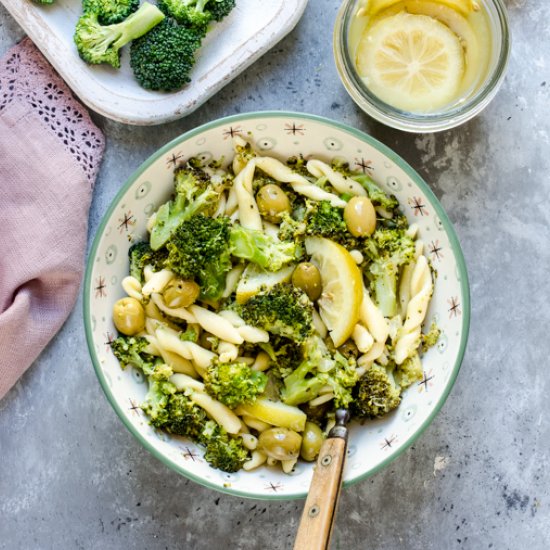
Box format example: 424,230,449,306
2,0,308,125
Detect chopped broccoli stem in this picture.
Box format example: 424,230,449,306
230,225,297,272
352,174,400,212
280,336,357,408
280,361,326,407
362,228,416,317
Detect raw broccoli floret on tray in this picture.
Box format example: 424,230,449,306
74,2,165,68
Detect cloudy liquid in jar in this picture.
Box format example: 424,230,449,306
348,0,493,113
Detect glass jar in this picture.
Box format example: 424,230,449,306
333,0,511,132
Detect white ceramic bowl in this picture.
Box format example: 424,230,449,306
84,112,470,499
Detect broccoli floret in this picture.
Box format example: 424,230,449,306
158,0,210,28
174,157,212,199
141,382,248,472
421,321,441,352
141,378,177,424
259,335,303,379
206,0,235,21
82,0,139,25
238,283,314,343
128,241,168,284
152,391,209,440
201,421,249,473
304,200,355,247
111,335,158,375
149,158,220,249
130,17,202,91
328,352,359,408
136,364,249,472
204,361,268,409
158,0,235,28
151,158,219,250
393,354,423,390
165,215,232,299
362,228,416,317
306,201,351,243
280,336,357,408
278,211,307,243
280,361,326,407
179,325,199,342
74,2,165,68
351,364,401,419
229,225,297,272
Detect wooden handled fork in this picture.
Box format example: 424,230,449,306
293,409,350,550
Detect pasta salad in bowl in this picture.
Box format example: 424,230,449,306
84,112,469,499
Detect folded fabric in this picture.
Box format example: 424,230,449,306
0,38,105,400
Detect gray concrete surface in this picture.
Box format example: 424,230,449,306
1,1,549,549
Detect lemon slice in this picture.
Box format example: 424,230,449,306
365,0,478,17
305,237,363,347
402,1,482,95
357,12,465,112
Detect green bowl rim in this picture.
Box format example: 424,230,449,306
84,110,471,501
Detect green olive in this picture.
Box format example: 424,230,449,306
292,262,322,301
113,297,145,336
258,427,302,461
300,422,325,462
163,279,200,308
339,340,359,359
256,184,291,222
344,196,376,237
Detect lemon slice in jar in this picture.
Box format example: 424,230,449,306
356,12,465,112
305,237,363,347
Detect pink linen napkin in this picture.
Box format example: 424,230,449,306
0,38,105,400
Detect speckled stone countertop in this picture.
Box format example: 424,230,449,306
1,1,548,549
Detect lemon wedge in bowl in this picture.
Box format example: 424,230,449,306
357,11,465,112
305,237,363,347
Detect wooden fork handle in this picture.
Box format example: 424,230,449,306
293,434,348,550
